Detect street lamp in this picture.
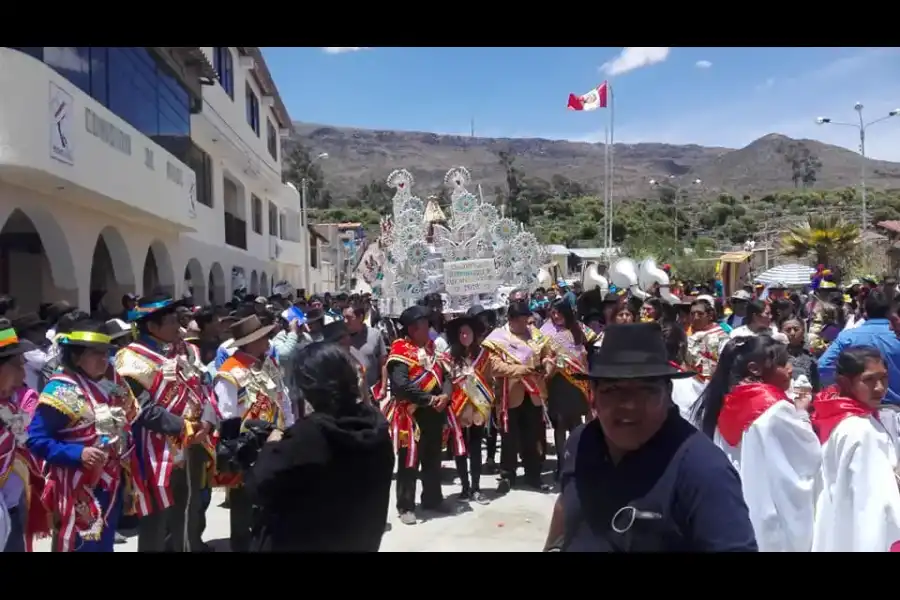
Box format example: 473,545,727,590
649,177,702,241
301,152,328,295
301,152,329,228
815,104,899,233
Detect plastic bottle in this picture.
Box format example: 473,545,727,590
793,374,812,405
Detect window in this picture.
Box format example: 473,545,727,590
309,234,319,269
268,203,278,236
183,141,213,207
251,195,263,234
278,213,287,240
42,47,192,151
266,119,278,160
44,47,91,95
245,83,260,136
212,47,234,99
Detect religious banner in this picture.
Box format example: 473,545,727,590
444,258,497,296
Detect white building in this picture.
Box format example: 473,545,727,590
0,46,318,314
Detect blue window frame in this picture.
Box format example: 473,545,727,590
212,47,234,99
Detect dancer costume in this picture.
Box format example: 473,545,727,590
28,328,141,552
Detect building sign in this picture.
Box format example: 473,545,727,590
85,108,131,156
49,82,74,165
444,258,497,296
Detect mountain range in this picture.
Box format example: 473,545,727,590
289,122,900,201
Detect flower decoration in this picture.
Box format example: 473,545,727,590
405,241,429,266
491,218,518,242
454,192,478,214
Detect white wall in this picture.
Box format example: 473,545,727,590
0,48,197,232
188,47,313,292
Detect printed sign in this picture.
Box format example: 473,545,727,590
444,258,497,296
49,82,74,165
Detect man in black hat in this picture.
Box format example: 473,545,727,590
386,305,453,525
115,293,218,552
214,314,293,551
542,322,757,552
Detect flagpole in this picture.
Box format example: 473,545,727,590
604,124,610,249
606,83,616,248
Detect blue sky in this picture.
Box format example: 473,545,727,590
262,47,900,161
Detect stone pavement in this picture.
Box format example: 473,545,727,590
34,440,558,552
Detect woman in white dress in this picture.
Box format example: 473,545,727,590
810,346,900,552
692,336,821,552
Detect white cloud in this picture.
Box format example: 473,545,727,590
322,47,369,54
600,47,670,76
695,60,712,69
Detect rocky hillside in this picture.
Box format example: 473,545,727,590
289,123,900,201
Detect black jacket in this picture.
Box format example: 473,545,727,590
245,401,395,552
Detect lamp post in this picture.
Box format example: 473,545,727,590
649,176,702,242
301,152,328,295
815,105,899,234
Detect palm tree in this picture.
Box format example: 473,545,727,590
781,215,860,269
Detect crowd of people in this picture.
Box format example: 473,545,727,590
3,268,900,552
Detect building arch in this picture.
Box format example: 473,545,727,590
249,270,259,296
183,258,205,305
260,272,269,296
208,262,226,305
142,240,175,297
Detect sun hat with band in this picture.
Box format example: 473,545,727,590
0,318,26,358
577,322,695,380
229,315,276,349
126,293,187,323
56,319,117,351
445,313,485,343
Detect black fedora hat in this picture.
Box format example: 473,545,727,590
322,320,350,343
399,305,430,329
304,307,326,323
445,314,485,343
56,319,117,351
12,312,47,335
0,318,26,358
578,322,694,380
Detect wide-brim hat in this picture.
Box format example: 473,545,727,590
46,301,76,324
399,305,430,329
0,323,26,358
446,315,485,342
104,318,133,341
322,320,349,343
230,315,276,348
304,308,326,323
57,328,117,351
12,312,47,334
576,322,695,380
127,296,187,322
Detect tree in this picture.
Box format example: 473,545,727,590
283,143,329,208
354,179,393,215
781,215,861,270
783,142,822,189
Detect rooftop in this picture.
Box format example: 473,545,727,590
237,47,292,131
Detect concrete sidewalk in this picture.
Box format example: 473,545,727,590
33,448,557,552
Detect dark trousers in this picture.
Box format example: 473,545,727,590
229,485,255,552
137,445,206,552
396,406,445,513
485,419,498,463
500,399,544,486
4,504,25,552
454,425,485,491
551,415,582,479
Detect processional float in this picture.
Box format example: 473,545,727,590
373,167,548,316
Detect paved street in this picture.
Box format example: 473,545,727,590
33,435,558,552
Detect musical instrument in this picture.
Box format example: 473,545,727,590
609,258,648,299
638,257,681,305
580,261,609,295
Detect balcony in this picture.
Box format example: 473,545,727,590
0,48,198,232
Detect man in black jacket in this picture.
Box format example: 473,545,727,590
385,305,454,525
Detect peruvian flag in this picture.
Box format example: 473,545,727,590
567,81,608,111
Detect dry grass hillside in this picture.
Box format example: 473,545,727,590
289,123,900,201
